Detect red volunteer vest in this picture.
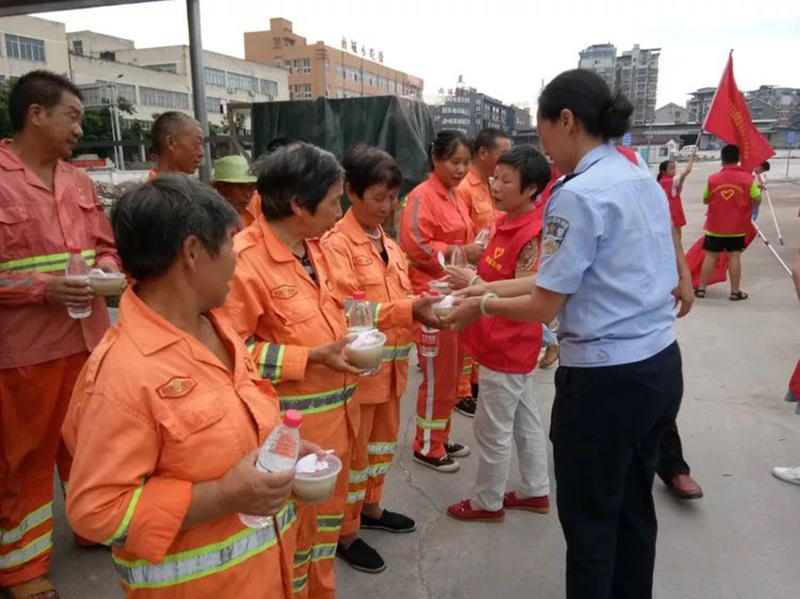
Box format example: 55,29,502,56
705,165,754,235
460,210,544,374
659,176,687,228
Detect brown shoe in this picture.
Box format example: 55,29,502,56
538,344,559,369
668,474,703,499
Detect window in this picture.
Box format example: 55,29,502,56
377,76,389,91
146,63,178,74
336,88,346,99
273,58,283,69
206,97,224,114
324,60,330,74
293,59,311,74
293,84,312,100
363,71,377,87
140,87,190,109
260,79,278,97
5,34,46,63
72,40,84,56
343,66,360,82
227,72,257,92
336,63,345,79
204,67,226,87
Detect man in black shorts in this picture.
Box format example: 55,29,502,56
696,144,761,301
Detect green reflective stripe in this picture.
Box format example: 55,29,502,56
276,501,296,534
293,574,308,593
371,302,381,326
293,549,311,567
256,342,284,383
310,543,337,562
368,463,392,478
0,531,52,569
462,363,473,374
113,523,282,589
348,468,368,485
279,384,356,415
0,502,53,546
382,345,411,362
316,514,342,533
347,489,366,505
0,249,96,273
104,486,143,546
416,415,448,430
367,442,397,455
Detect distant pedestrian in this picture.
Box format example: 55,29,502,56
657,154,695,236
147,111,204,179
752,160,770,220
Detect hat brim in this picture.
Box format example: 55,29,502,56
213,176,257,184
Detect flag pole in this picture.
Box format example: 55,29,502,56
752,221,792,277
763,188,784,245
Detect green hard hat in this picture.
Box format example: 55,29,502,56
212,155,256,184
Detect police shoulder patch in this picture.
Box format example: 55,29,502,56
542,216,570,256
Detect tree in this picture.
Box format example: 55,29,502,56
0,79,14,139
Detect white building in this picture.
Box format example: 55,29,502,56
0,15,289,129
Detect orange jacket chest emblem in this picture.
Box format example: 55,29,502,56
157,377,197,399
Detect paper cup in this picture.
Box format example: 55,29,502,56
89,273,127,296
429,280,452,295
293,454,342,503
346,331,387,371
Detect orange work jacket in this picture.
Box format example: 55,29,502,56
322,208,415,403
62,289,295,598
220,217,358,451
399,174,475,294
0,140,119,369
458,168,497,232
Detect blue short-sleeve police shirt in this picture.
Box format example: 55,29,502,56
537,144,678,367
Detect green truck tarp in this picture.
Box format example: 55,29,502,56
251,96,436,198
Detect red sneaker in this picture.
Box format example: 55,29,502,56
503,491,550,514
446,499,504,523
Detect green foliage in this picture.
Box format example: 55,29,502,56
0,80,14,139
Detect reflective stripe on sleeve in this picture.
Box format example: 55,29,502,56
279,384,356,415
0,249,96,273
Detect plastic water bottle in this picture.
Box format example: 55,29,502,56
65,247,92,320
419,291,440,358
348,290,373,333
240,409,302,529
475,228,491,249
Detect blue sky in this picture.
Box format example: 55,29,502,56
37,0,800,110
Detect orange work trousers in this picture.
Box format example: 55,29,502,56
457,354,478,399
341,399,400,537
0,352,88,587
414,330,464,459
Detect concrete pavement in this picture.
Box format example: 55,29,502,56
41,162,800,598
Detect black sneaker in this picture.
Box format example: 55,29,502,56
361,510,417,533
454,397,477,418
445,440,470,458
336,538,386,573
471,382,480,399
412,451,460,473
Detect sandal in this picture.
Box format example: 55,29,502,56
693,288,706,298
8,576,59,599
730,291,749,301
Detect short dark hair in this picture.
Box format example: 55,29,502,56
266,136,299,154
111,174,239,281
343,145,402,197
253,142,344,221
760,160,771,172
429,130,471,170
8,70,83,132
496,146,551,198
151,111,199,154
538,69,633,140
472,128,508,154
657,160,674,181
721,144,740,165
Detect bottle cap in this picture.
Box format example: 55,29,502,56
283,409,302,428
68,246,81,254
428,290,440,297
353,291,366,301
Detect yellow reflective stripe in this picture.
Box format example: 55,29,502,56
310,543,337,562
256,342,285,383
277,501,296,534
0,249,96,273
348,468,368,485
0,531,52,569
368,463,392,478
279,384,357,415
293,574,308,593
0,502,53,546
104,486,143,546
372,302,381,326
367,442,397,455
293,549,311,567
416,415,448,430
316,514,342,533
382,345,411,362
346,489,366,505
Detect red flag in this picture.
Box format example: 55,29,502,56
685,224,757,288
703,52,775,172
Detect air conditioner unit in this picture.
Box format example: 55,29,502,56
248,90,256,97
227,88,236,94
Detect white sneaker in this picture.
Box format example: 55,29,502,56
771,466,800,486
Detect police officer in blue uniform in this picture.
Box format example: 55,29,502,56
445,69,690,599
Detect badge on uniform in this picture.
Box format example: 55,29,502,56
157,377,197,399
354,255,372,266
271,285,298,300
542,217,570,256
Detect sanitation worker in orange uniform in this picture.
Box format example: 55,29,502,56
399,130,483,473
64,175,318,599
146,111,204,180
322,146,440,573
221,143,364,598
454,128,512,417
0,71,120,599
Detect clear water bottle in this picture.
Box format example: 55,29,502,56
240,409,303,529
65,246,92,320
348,290,373,333
419,291,440,358
449,245,467,268
475,228,491,249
